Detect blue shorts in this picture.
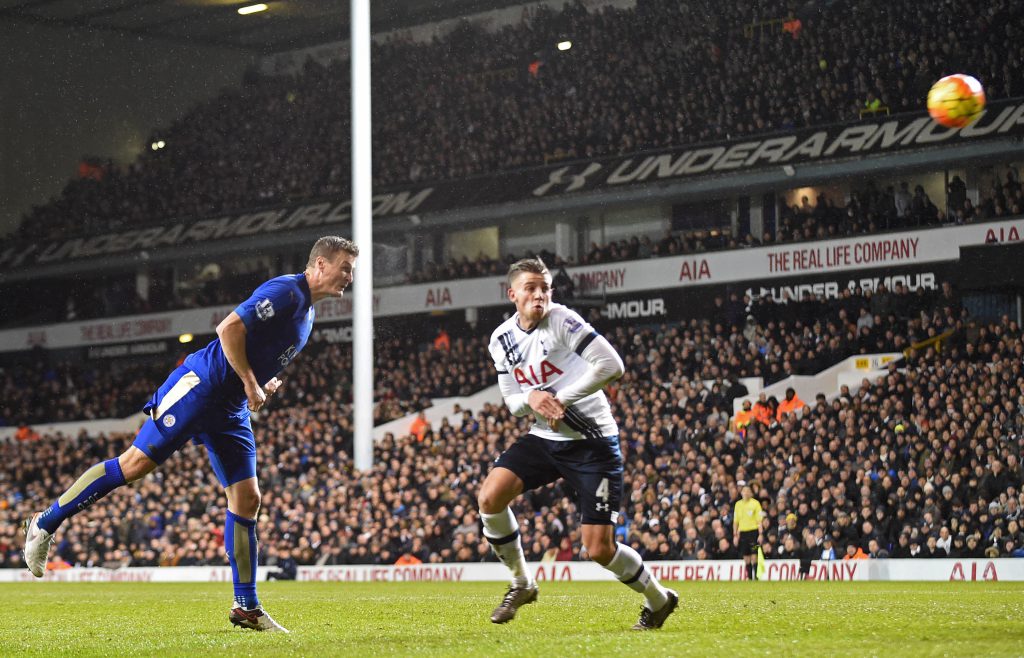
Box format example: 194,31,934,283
494,433,623,525
132,365,256,488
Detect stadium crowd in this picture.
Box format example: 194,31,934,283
3,281,1021,572
0,333,492,427
10,0,1023,242
0,278,962,427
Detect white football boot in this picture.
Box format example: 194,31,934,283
229,606,290,633
23,513,55,578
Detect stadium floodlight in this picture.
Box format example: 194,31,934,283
557,40,572,51
178,333,194,344
151,142,159,151
157,140,165,149
237,3,268,15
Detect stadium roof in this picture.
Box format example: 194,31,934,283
0,0,522,54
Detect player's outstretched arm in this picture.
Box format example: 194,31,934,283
554,335,625,407
217,311,266,412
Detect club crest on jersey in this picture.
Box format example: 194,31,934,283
162,414,176,428
514,360,564,386
256,298,275,321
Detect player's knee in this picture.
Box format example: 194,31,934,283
586,540,617,565
225,479,261,518
477,488,504,515
237,489,261,517
477,491,496,515
118,447,157,483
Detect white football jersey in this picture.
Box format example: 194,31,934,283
488,303,618,441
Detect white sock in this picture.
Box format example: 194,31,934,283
604,542,670,610
481,507,532,587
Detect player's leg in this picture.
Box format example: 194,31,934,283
478,466,528,585
33,446,153,532
225,477,261,610
23,367,206,576
478,435,557,623
23,446,154,577
581,524,677,629
204,418,287,633
564,435,677,630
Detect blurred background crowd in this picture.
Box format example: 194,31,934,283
2,289,1021,572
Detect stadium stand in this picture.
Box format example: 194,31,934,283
8,0,1023,242
0,334,493,427
4,287,1020,570
0,280,962,426
1,185,1011,331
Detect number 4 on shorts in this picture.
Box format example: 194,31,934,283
596,478,609,501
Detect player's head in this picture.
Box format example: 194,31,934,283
507,258,552,326
308,236,359,267
306,236,359,301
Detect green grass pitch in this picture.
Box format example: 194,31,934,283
2,581,1023,656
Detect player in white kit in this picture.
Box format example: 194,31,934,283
478,258,678,630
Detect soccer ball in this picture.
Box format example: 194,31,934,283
926,74,985,128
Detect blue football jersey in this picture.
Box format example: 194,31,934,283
182,273,315,404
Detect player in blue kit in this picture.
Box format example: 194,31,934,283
22,236,359,633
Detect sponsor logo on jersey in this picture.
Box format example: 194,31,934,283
162,414,176,428
256,298,275,320
514,360,564,386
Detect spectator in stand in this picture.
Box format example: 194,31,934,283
732,399,754,435
776,387,805,421
409,411,431,442
395,550,423,566
843,544,868,560
751,393,772,428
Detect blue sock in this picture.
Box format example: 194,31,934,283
226,510,260,610
37,458,126,534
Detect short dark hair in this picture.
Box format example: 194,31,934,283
506,257,550,288
307,236,359,267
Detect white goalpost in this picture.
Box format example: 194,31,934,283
351,0,374,471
